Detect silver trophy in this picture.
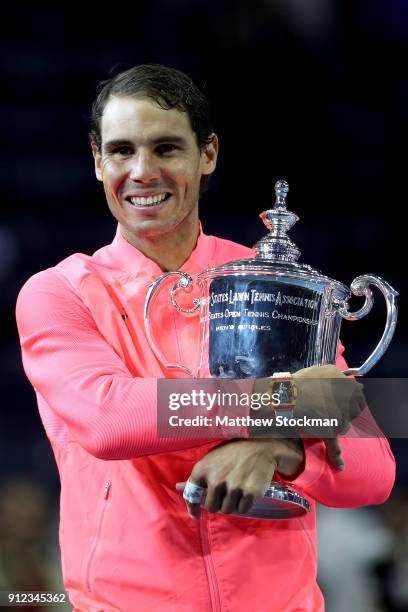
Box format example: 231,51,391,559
145,180,398,519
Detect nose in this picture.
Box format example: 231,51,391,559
128,150,161,183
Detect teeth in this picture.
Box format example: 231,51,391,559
129,193,168,207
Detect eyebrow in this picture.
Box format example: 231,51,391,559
103,135,188,151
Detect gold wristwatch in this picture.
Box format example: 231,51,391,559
269,372,298,419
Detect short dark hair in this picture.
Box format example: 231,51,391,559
89,63,215,153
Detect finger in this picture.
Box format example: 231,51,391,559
220,488,243,515
204,482,227,513
324,437,345,471
186,499,201,519
183,478,207,519
237,492,256,515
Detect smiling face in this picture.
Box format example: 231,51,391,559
92,96,218,245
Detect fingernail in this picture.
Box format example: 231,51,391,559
335,463,345,471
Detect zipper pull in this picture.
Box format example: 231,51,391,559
104,480,111,499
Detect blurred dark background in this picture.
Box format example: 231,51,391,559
1,1,407,609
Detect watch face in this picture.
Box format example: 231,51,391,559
272,380,297,408
274,381,293,402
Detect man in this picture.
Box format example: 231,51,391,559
16,64,395,611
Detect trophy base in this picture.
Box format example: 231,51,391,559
177,481,310,520
233,482,310,519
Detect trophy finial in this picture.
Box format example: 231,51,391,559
275,180,289,208
253,179,301,262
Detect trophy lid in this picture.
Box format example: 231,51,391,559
253,180,301,262
202,180,349,298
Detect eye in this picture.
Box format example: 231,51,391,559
111,146,133,157
156,143,179,155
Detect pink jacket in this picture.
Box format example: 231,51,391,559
16,225,395,612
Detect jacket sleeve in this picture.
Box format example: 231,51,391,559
285,344,396,507
16,268,231,460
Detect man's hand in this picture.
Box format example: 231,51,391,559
254,365,366,471
184,438,305,519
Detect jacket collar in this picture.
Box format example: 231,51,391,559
107,222,217,280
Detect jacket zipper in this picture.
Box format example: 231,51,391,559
199,512,222,612
84,480,111,593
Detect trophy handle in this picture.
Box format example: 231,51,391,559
336,274,398,376
144,271,200,377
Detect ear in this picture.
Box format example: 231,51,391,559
91,143,103,182
200,133,219,176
